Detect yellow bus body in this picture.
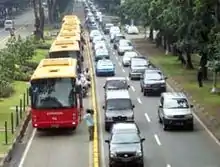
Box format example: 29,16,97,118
57,34,80,41
49,39,80,53
30,58,77,80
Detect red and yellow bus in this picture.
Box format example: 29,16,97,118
29,58,83,130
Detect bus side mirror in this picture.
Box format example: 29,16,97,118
103,85,105,88
102,105,105,109
132,105,135,109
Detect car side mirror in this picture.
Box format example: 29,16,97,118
102,105,105,109
159,104,162,108
190,104,193,108
103,85,106,88
128,85,130,88
132,104,135,109
105,139,110,143
141,138,145,142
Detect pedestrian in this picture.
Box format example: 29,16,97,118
83,109,94,141
197,67,203,87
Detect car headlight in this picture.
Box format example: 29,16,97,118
185,114,193,118
127,115,134,120
164,115,173,119
161,83,166,87
110,152,116,158
136,150,142,156
144,84,151,87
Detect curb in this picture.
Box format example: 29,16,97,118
85,32,100,167
0,110,31,167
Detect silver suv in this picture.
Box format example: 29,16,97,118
158,92,194,131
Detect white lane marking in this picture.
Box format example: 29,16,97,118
18,128,36,167
166,164,171,167
119,62,122,66
113,52,115,55
131,86,135,92
167,84,220,146
144,113,151,122
154,134,162,146
126,77,129,81
122,68,125,72
89,141,93,166
137,98,142,104
116,56,118,60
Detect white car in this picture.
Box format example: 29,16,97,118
94,41,107,51
109,26,120,42
122,51,138,66
117,39,133,55
127,25,139,34
89,30,101,41
92,35,104,45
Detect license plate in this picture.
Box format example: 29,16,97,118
175,122,183,125
51,125,59,128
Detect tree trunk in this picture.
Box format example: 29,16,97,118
185,52,194,69
199,53,208,80
149,27,153,40
33,0,38,20
38,0,44,33
51,0,57,22
47,0,53,23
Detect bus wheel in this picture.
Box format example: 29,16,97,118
72,127,76,131
37,128,44,131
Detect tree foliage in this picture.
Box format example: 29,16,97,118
0,37,36,98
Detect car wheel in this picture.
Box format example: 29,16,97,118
138,161,144,167
188,124,194,131
109,161,113,167
143,91,147,96
105,124,110,131
158,113,162,123
163,121,168,131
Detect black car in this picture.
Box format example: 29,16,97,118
105,132,145,167
103,77,130,92
140,69,167,96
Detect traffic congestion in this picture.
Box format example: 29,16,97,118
84,0,220,167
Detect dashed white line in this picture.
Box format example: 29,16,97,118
144,113,151,122
119,62,122,66
166,164,171,167
131,86,135,91
137,98,142,104
126,77,129,81
122,68,125,72
116,56,118,60
154,134,162,146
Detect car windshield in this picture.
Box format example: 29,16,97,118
106,80,127,89
120,41,132,46
111,133,140,144
144,72,163,81
106,99,132,110
106,24,113,28
96,50,108,55
164,98,189,109
132,60,148,67
124,52,137,58
30,78,76,109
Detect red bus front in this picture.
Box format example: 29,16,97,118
30,77,82,130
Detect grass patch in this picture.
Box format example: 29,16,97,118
149,54,220,116
32,49,48,63
0,81,28,127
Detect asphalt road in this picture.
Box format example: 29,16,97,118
0,9,34,43
89,28,220,167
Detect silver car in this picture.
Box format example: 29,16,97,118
158,92,194,131
129,58,149,80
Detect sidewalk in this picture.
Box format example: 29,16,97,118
131,36,220,140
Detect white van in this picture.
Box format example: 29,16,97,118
4,20,15,31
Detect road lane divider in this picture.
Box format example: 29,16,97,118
166,164,171,167
122,68,125,72
85,32,100,167
144,113,151,122
126,77,129,81
131,86,135,92
137,97,142,104
154,134,162,146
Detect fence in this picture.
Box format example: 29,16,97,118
3,88,29,145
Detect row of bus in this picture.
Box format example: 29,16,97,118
29,15,86,131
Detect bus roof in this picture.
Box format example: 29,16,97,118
61,25,80,32
49,39,80,53
62,15,80,23
31,58,77,80
62,22,80,27
59,29,80,35
57,35,80,41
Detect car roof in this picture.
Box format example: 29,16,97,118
112,123,138,133
162,92,187,99
98,59,112,64
106,90,130,99
106,77,126,81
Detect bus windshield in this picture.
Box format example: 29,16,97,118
31,78,77,109
49,51,79,59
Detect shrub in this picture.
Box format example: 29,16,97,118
0,80,14,98
35,43,51,49
24,61,38,69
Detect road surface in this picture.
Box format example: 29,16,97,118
88,28,220,167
